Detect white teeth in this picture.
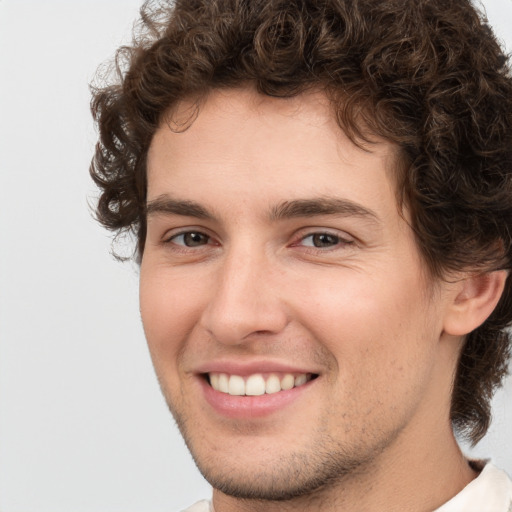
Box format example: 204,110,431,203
218,373,229,393
228,375,245,396
295,374,307,387
210,373,219,390
281,373,295,390
209,372,312,395
265,374,281,394
245,374,266,396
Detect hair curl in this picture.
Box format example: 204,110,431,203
90,0,512,444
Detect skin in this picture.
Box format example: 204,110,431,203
140,87,503,511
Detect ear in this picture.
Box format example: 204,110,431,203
443,270,508,336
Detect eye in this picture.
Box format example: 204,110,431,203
300,232,349,248
169,231,211,247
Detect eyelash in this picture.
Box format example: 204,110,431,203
292,232,354,251
163,230,217,250
162,229,354,253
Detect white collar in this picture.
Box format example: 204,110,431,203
434,463,512,512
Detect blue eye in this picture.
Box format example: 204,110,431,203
171,231,210,247
301,233,343,248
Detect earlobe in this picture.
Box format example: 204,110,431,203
443,270,508,336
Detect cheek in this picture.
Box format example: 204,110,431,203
296,276,440,433
294,270,438,385
139,263,205,364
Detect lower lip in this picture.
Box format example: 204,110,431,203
199,377,315,419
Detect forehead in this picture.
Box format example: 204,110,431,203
147,87,401,208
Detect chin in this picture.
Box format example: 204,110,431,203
192,441,374,501
174,409,386,502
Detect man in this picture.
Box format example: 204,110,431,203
90,0,512,510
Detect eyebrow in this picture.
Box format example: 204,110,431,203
269,197,380,224
146,194,380,224
146,195,215,220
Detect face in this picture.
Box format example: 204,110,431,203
140,88,455,501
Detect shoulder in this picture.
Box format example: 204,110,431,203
435,462,512,512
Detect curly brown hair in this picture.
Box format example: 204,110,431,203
90,0,512,445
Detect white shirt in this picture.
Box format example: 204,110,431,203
434,463,512,512
181,463,512,512
181,501,211,512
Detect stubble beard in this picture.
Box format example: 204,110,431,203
165,395,398,503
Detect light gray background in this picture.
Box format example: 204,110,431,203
0,1,511,511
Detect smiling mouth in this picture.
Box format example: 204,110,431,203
206,372,317,396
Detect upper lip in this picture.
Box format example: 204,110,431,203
193,359,320,377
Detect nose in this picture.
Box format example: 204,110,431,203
199,247,289,345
